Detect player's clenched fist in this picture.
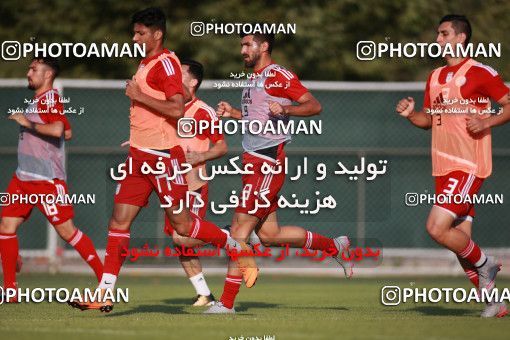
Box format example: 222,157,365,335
186,150,204,166
466,116,489,135
396,97,415,117
268,100,285,116
216,101,232,118
8,112,30,128
125,76,141,101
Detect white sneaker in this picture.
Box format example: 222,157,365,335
333,236,353,278
478,256,501,295
481,302,508,318
204,301,235,314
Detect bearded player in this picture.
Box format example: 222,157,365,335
0,57,103,302
396,14,510,318
70,8,256,313
205,32,353,314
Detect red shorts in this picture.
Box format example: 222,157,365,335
164,183,209,236
114,146,188,208
235,145,286,219
0,174,74,225
434,171,484,219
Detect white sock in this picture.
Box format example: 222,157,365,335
189,272,211,296
98,273,117,290
475,252,487,268
225,236,242,251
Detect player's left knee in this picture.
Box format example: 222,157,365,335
172,232,184,245
0,221,10,234
257,231,279,247
426,220,447,243
229,223,255,240
109,215,131,230
173,220,193,237
0,218,20,233
53,222,76,241
260,239,275,247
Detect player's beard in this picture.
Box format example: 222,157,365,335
27,79,36,90
244,52,259,68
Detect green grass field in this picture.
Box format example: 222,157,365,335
0,274,509,340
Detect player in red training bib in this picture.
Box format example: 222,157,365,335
69,8,256,313
396,15,510,318
163,59,228,306
205,31,353,314
0,57,103,302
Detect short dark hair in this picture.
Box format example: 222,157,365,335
439,14,472,46
32,56,60,78
181,59,204,90
240,24,275,54
132,7,166,40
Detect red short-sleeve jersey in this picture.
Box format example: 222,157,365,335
255,63,308,101
141,48,184,100
37,89,71,131
423,58,509,110
185,98,224,143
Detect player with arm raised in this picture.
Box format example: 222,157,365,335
396,14,510,318
206,32,353,314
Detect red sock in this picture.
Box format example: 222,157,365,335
457,256,479,288
103,229,130,276
458,239,486,268
464,268,479,288
304,231,338,256
189,215,227,248
68,229,103,282
220,274,242,309
0,233,18,289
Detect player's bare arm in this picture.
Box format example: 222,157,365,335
275,92,322,117
216,101,242,119
466,92,510,134
64,129,72,140
186,139,228,166
126,77,185,120
8,112,65,138
396,96,432,129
